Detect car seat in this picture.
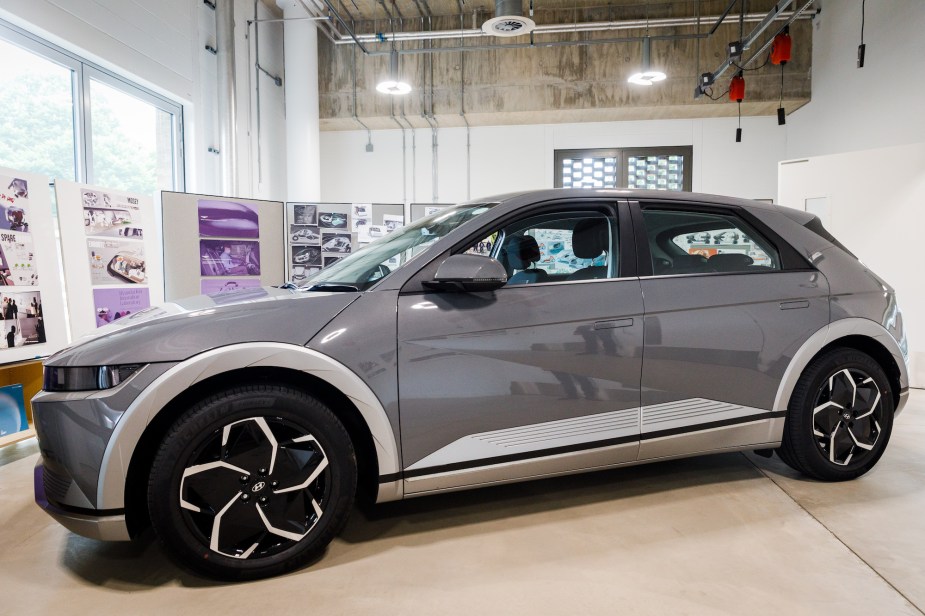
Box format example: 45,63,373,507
502,235,549,285
670,253,709,274
566,219,609,280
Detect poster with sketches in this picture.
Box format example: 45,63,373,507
289,224,321,245
200,278,262,295
87,238,147,285
1,166,67,361
292,245,322,267
321,232,352,254
82,188,145,238
1,290,45,347
424,206,445,217
291,203,318,226
352,204,371,219
198,199,259,239
0,231,38,286
0,174,31,232
0,384,28,438
92,287,150,327
383,214,404,233
200,240,260,277
319,211,348,229
290,264,321,285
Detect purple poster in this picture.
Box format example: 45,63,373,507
92,287,150,328
198,199,259,239
201,278,262,295
200,240,260,277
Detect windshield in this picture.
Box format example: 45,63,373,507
303,203,496,291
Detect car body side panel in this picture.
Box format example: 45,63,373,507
307,291,402,463
638,271,830,459
397,278,645,486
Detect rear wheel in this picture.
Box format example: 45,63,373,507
778,348,893,481
148,384,356,580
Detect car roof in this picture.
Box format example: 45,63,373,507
469,188,777,212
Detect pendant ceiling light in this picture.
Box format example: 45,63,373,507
376,49,411,95
627,37,666,86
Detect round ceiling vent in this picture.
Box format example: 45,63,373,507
481,15,536,37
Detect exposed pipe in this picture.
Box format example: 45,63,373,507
389,98,407,205
460,9,470,201
331,11,811,46
351,44,373,148
741,0,815,68
216,0,238,196
253,0,262,184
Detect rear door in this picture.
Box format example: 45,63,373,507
397,200,644,494
633,200,830,460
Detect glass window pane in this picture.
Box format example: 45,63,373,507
0,38,76,180
89,78,175,196
626,153,686,191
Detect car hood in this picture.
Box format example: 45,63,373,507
45,286,360,366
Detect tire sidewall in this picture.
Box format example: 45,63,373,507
148,386,356,580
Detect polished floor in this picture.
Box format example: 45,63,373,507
1,391,923,615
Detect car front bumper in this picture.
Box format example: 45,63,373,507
34,462,130,541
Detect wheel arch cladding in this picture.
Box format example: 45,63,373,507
809,336,904,411
125,366,382,537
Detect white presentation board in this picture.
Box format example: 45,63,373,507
778,142,925,388
161,192,285,301
55,179,163,341
0,166,68,363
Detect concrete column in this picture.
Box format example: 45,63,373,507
277,0,321,201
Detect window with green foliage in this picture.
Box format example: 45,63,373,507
0,20,183,196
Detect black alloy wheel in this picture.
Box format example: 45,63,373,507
778,348,894,481
148,384,356,580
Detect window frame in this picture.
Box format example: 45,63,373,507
0,18,185,192
554,146,693,192
631,200,815,278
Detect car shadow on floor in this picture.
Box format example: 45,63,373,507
56,451,792,588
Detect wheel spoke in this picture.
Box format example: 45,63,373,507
811,366,884,468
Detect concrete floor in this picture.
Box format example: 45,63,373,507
1,392,923,616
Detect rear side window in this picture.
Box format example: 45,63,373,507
642,208,781,276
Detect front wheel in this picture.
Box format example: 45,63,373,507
147,384,356,580
777,348,894,481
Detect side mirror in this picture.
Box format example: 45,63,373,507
423,254,508,292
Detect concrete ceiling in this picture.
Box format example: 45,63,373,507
314,0,816,130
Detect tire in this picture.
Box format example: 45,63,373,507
777,348,894,481
147,384,356,580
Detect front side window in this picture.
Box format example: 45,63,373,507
642,208,780,276
467,209,617,285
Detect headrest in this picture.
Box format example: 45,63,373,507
572,218,608,259
503,235,541,270
672,254,708,267
708,252,754,271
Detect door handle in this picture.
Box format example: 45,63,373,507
593,318,634,330
780,300,810,310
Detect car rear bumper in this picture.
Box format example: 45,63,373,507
34,461,130,541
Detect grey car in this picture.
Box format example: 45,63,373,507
33,190,909,580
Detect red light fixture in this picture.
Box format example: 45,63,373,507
729,72,745,142
771,26,792,125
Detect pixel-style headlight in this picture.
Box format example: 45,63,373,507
43,364,145,392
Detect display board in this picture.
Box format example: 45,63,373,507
161,191,285,301
0,166,68,362
410,203,454,222
55,180,163,341
285,202,404,283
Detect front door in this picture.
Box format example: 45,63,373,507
397,202,644,494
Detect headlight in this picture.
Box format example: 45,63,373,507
43,364,145,392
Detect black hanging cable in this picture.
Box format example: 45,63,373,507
858,0,866,67
777,63,786,125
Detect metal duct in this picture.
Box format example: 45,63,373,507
216,0,238,195
482,0,535,37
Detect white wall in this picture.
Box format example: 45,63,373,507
0,0,287,200
778,143,925,388
785,1,925,159
320,116,787,205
